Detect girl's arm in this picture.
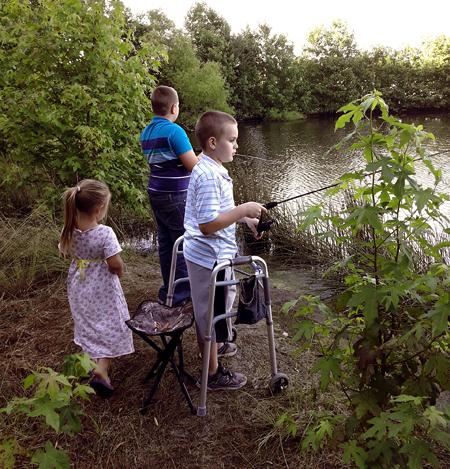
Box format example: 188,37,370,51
107,253,123,278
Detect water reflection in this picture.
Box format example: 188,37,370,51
189,112,450,211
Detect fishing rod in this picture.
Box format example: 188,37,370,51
256,148,450,235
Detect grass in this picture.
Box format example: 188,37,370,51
0,210,68,298
0,252,350,469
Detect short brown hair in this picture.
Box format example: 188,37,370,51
195,111,237,151
150,86,178,116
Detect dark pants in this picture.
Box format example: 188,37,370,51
148,191,191,306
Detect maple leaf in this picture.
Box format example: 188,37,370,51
311,356,341,391
347,283,379,326
388,406,421,438
339,440,368,469
35,369,71,401
59,401,82,435
291,320,315,343
31,441,69,469
361,412,391,440
28,395,65,432
399,439,438,469
425,302,450,336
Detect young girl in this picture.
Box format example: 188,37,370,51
59,179,134,398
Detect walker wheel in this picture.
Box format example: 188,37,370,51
268,373,289,396
229,326,238,343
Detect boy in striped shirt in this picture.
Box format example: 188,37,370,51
184,111,267,390
140,86,200,306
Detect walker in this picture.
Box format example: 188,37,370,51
197,255,289,417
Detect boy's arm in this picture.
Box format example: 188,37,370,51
239,217,262,239
199,202,266,235
179,150,201,172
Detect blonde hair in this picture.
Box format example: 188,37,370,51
195,111,237,151
60,179,110,256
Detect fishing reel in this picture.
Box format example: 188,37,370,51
257,210,278,236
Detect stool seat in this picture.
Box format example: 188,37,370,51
127,300,194,335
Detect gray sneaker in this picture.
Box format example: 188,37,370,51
217,342,237,358
198,342,237,359
197,363,247,391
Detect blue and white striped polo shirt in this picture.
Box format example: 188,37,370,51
184,155,238,269
140,117,193,193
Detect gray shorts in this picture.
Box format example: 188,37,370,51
186,259,236,343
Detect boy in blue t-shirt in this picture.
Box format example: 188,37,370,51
140,86,200,306
184,110,267,390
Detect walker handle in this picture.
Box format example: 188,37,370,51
230,256,253,266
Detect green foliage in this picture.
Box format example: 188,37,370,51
162,35,233,129
298,20,362,114
264,109,304,122
0,435,20,469
0,0,160,210
1,353,96,469
280,92,450,467
127,6,450,118
127,7,233,129
31,441,70,469
230,24,299,119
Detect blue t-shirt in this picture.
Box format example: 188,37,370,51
184,155,238,269
140,117,193,193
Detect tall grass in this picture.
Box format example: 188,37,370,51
0,209,68,298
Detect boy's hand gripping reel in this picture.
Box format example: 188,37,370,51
257,202,279,236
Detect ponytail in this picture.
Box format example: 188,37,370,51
60,187,78,256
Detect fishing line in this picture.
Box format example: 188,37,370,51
257,148,450,234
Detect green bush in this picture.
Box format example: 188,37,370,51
0,0,160,211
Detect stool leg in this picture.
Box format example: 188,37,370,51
169,337,196,414
141,336,178,415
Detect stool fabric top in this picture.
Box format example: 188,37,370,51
127,301,194,336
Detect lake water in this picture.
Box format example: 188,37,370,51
189,111,450,212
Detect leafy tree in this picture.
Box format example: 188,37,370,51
229,26,265,119
255,24,298,115
162,35,233,128
279,91,450,467
0,0,159,210
230,24,298,119
299,20,362,113
303,19,359,59
125,7,233,130
184,2,234,79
